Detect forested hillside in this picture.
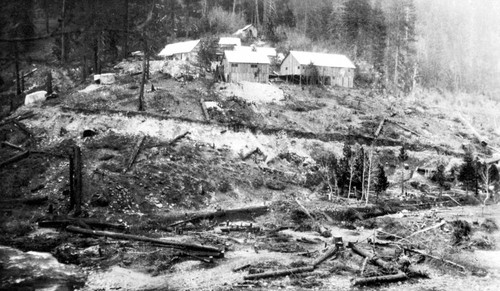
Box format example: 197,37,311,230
1,0,499,94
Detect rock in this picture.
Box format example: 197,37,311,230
99,73,116,84
24,90,47,106
82,129,98,138
266,180,286,191
0,245,85,290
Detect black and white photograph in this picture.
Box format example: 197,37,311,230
1,0,499,290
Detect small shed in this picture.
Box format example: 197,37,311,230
222,50,270,83
233,24,258,39
158,40,200,62
280,51,355,87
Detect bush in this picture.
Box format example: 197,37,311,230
206,7,246,34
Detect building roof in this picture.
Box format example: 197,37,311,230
234,46,277,57
288,51,356,68
158,40,200,57
219,37,241,46
224,50,270,64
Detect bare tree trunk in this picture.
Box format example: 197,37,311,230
362,150,366,201
15,43,21,96
254,0,260,27
366,148,374,206
233,0,236,14
123,0,129,59
401,166,405,196
138,38,147,111
348,163,354,199
61,0,67,63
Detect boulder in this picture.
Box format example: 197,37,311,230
24,90,47,106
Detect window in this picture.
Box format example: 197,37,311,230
231,64,238,67
298,66,300,70
285,67,288,70
251,64,258,68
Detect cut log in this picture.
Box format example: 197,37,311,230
0,151,30,169
66,226,223,254
124,135,146,172
353,272,408,286
243,266,315,280
0,196,48,205
348,242,393,270
1,141,25,151
387,120,420,137
241,148,260,161
401,220,446,241
404,248,466,272
295,198,331,237
167,205,269,227
312,245,339,267
38,218,126,231
169,131,190,146
456,114,487,146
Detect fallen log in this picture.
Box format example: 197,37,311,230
353,272,408,286
12,120,33,138
220,225,261,233
404,248,466,272
401,220,446,241
374,118,386,138
312,245,339,267
295,198,331,237
0,150,30,168
66,226,222,254
169,131,190,146
38,219,126,231
233,263,252,272
124,135,146,172
241,147,260,161
243,266,315,280
348,242,393,271
0,196,48,205
167,205,269,227
1,141,25,151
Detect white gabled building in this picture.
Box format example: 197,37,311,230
158,39,201,62
280,51,356,87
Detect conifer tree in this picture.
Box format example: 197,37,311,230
458,151,476,195
374,164,389,199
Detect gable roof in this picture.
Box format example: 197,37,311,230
219,37,241,46
224,50,270,64
234,46,277,57
288,51,355,68
158,40,200,57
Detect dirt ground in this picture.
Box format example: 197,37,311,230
1,62,500,291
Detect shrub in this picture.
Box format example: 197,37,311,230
206,7,246,34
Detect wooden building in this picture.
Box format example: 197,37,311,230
158,39,200,62
222,50,270,83
233,24,258,40
280,51,355,87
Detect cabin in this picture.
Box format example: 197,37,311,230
222,50,270,83
280,51,355,87
158,40,201,62
233,24,258,40
234,46,277,62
